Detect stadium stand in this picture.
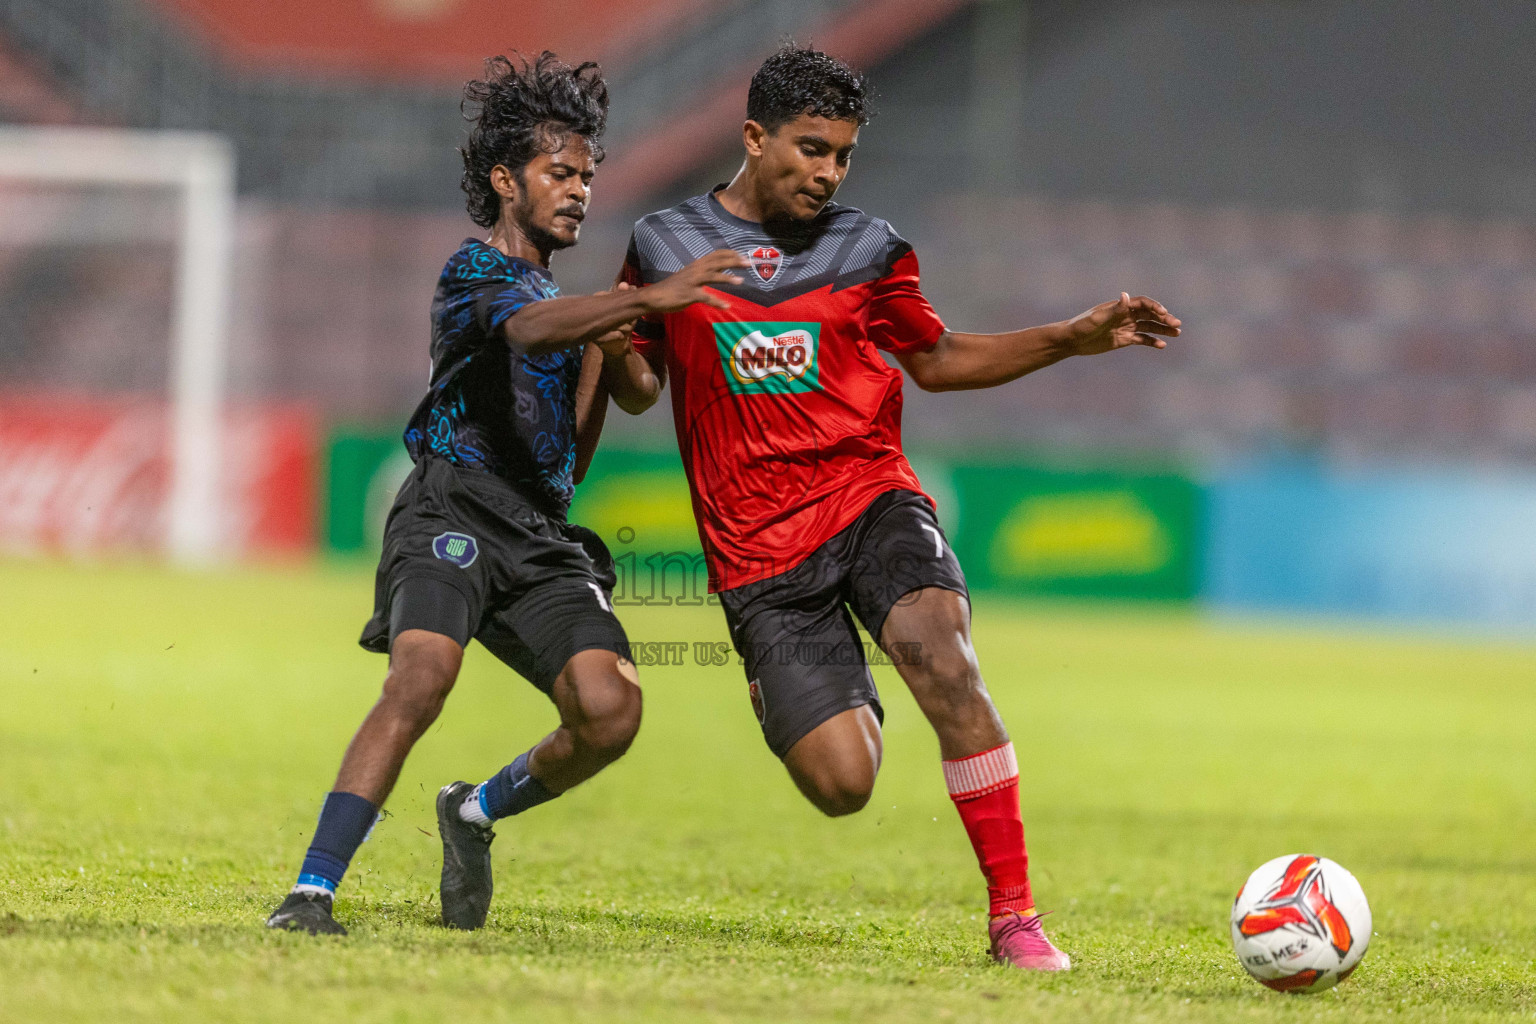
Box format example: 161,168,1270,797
207,199,1536,467
3,0,1533,467
0,0,972,206
908,196,1536,464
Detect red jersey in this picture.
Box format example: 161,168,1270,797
622,188,946,592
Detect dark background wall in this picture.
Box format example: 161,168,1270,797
4,0,1534,465
846,0,1536,220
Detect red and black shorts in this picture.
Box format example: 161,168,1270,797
716,489,968,758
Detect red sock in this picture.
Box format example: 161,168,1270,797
943,742,1032,917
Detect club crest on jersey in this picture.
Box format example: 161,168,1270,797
748,245,783,284
713,321,823,396
432,531,479,568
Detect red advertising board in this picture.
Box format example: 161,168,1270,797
0,393,318,557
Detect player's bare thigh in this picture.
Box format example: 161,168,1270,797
782,705,882,817
878,585,972,659
878,587,1007,759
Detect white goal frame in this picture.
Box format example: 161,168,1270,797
0,126,235,564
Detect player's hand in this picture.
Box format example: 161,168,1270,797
641,249,748,313
1065,293,1181,356
597,282,638,356
595,327,633,356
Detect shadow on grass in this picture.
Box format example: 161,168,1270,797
339,898,994,968
20,908,1530,1016
0,903,985,968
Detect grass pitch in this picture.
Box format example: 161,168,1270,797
1,558,1533,1022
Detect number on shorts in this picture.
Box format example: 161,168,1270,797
587,582,612,612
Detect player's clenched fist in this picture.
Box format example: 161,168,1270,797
641,249,749,312
1064,292,1182,355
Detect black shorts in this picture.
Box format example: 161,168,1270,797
717,488,968,758
359,456,630,693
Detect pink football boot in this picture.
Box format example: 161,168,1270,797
988,911,1072,971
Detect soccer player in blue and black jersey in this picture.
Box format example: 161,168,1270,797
266,53,748,935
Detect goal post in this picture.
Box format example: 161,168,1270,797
0,126,236,564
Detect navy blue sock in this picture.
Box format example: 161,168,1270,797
477,751,557,820
294,791,379,894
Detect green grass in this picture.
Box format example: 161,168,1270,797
1,558,1533,1022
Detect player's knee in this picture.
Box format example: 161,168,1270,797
381,668,454,733
809,774,874,817
382,634,461,731
918,640,980,685
914,644,985,711
571,673,642,758
783,706,882,816
798,760,876,817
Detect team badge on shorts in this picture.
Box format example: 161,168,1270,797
748,678,767,724
748,245,783,285
431,531,479,568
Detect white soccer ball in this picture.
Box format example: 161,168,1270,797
1230,854,1372,994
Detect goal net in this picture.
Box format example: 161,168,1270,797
0,126,234,564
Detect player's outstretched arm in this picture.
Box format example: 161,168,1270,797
502,249,748,359
503,289,652,356
593,249,750,415
896,293,1182,392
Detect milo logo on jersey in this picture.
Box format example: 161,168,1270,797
714,321,823,396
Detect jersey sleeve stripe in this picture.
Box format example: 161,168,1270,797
790,215,862,279
840,221,893,277
633,218,690,278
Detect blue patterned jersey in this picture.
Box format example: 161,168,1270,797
403,240,582,514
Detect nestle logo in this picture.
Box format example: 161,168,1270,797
713,321,823,395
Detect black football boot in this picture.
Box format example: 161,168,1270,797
266,890,347,935
436,780,496,930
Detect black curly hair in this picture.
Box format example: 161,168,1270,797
459,52,609,229
746,44,872,133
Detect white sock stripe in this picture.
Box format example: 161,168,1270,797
942,742,1019,799
459,786,492,825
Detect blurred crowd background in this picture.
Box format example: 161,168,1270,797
3,0,1534,629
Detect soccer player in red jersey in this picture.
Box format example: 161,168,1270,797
538,46,1180,969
